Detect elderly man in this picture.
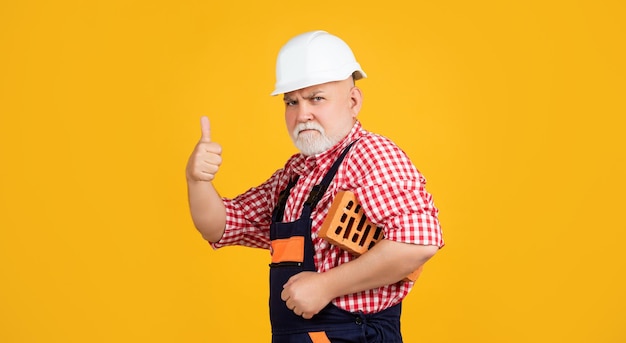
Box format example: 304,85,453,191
186,30,444,343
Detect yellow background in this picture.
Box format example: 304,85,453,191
1,0,625,342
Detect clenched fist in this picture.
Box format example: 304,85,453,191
281,272,334,319
186,116,223,182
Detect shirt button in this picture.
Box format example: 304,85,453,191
355,317,363,325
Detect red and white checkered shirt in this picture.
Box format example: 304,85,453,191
212,121,444,313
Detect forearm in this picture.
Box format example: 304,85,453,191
321,239,438,299
187,179,226,243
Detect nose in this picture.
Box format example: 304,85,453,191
295,102,314,122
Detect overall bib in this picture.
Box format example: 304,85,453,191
269,142,403,343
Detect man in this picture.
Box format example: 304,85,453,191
186,30,444,342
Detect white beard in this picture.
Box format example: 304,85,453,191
291,122,340,156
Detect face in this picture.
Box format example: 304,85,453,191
283,78,362,156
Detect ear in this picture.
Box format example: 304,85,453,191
349,86,363,118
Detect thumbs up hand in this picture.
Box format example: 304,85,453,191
186,116,223,182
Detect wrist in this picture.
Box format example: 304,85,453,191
319,268,344,301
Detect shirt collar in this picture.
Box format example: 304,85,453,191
291,121,365,177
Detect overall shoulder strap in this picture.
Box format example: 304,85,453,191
304,140,358,211
272,175,300,222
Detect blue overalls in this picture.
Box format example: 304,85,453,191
269,142,404,343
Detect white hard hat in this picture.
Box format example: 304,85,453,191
271,30,367,96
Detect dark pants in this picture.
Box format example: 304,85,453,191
271,303,403,343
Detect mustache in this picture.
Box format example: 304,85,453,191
293,122,325,136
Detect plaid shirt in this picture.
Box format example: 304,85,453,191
212,121,444,313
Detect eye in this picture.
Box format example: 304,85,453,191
312,96,324,102
284,100,297,106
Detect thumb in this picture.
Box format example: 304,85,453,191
200,116,211,141
283,273,298,287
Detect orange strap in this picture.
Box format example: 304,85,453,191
308,331,331,343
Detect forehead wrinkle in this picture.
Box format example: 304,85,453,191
304,90,324,99
284,88,326,101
